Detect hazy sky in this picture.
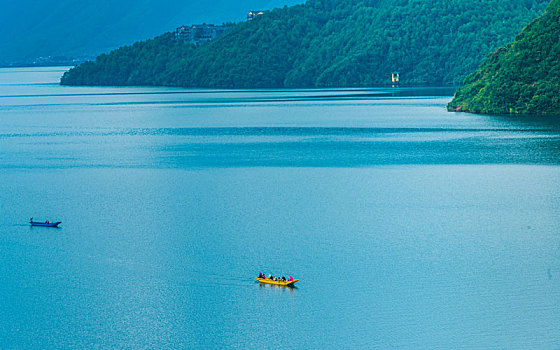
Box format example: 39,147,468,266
0,0,304,62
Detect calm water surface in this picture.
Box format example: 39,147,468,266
0,67,559,349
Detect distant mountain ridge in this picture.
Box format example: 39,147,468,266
447,0,560,115
61,0,550,88
0,0,302,64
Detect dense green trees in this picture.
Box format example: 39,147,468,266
447,0,560,115
61,0,550,88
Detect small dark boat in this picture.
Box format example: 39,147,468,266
30,220,61,227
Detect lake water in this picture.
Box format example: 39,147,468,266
1,67,559,349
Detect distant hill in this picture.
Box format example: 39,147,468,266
60,0,550,88
447,0,560,115
0,0,302,65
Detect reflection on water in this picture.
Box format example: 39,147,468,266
0,125,559,168
488,113,560,130
258,283,298,294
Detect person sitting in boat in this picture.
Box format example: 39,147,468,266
288,276,293,281
46,220,50,224
30,217,33,222
282,276,286,282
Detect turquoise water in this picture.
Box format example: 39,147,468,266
1,67,559,349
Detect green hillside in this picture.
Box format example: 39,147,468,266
61,0,550,88
447,0,560,115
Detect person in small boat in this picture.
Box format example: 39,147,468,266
289,276,293,281
46,220,50,224
30,217,33,222
282,276,286,282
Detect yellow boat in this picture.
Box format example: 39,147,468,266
255,277,299,287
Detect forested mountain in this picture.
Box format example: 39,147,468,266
447,0,560,115
0,0,302,65
61,0,550,88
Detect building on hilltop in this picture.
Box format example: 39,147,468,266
247,11,264,21
175,24,231,46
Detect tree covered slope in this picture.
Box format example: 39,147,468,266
61,0,550,88
447,0,560,115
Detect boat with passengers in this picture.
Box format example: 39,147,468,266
255,273,298,286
